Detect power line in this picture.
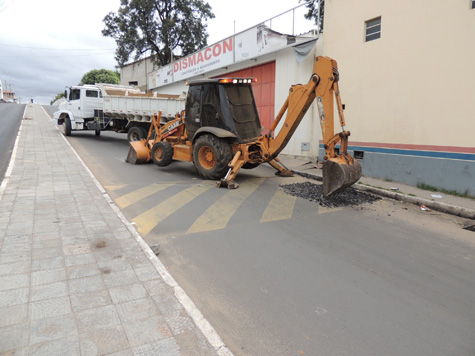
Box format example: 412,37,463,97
0,51,116,59
0,42,116,51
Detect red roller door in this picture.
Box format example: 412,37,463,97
217,61,275,135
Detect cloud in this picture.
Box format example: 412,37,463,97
0,0,119,104
0,0,305,104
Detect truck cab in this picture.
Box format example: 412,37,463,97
53,85,103,135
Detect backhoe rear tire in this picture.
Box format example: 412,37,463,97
151,141,174,167
192,134,232,180
127,126,147,142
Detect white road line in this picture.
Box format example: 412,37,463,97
0,105,26,201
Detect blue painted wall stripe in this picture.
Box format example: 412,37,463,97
319,144,475,161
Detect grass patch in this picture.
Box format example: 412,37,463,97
416,183,473,199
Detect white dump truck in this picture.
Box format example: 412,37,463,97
53,84,186,141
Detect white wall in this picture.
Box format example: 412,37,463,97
274,39,324,158
120,57,156,92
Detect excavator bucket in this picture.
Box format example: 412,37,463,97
322,155,362,197
126,140,151,164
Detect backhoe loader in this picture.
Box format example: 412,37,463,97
127,56,362,197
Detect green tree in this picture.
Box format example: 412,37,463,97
102,0,214,67
302,0,324,32
50,92,65,105
80,69,120,85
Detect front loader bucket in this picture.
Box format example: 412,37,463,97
126,140,151,164
322,156,362,197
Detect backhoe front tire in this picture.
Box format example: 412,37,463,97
151,141,174,167
127,126,147,142
63,117,71,136
192,134,232,180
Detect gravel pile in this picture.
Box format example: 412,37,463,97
281,182,381,208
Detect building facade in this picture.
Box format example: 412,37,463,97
322,0,475,195
121,57,156,92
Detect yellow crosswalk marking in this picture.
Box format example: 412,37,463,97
260,188,297,222
318,206,344,214
115,184,174,209
187,178,266,234
104,185,127,192
133,183,214,236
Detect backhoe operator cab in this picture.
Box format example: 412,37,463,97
185,78,262,144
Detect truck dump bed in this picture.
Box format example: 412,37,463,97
98,84,186,123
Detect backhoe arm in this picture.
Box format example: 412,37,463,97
218,56,361,195
267,56,362,196
268,57,338,157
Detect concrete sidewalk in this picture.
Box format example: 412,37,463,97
0,104,232,356
279,155,475,220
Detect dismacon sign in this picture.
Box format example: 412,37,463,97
173,38,234,81
149,24,317,88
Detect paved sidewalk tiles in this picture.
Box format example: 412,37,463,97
0,105,227,355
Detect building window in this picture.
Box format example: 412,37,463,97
128,81,138,86
365,17,381,42
472,0,475,9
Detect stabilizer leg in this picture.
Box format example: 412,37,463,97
268,158,294,177
217,151,244,189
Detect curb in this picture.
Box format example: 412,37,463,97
292,170,475,220
292,169,323,182
355,184,475,220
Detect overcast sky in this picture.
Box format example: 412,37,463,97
0,0,312,105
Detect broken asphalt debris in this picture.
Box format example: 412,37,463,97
281,182,381,208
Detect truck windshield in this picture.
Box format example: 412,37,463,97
223,85,258,123
70,89,80,100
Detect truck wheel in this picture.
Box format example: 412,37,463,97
192,134,232,180
151,141,174,167
127,126,147,142
63,117,71,136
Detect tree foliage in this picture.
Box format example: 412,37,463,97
102,0,215,67
302,0,324,32
80,69,120,85
50,92,65,105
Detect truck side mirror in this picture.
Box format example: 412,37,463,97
64,90,68,100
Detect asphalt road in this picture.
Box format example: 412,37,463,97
48,123,475,356
0,103,25,181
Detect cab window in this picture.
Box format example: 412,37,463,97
86,90,99,98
